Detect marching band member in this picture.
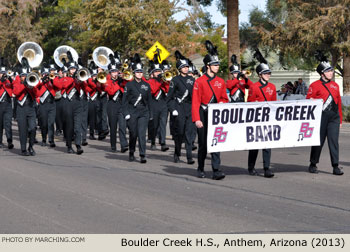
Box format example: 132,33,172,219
226,54,253,103
122,54,153,163
87,64,99,140
146,55,169,152
192,41,228,180
36,65,62,147
61,58,84,154
13,58,38,156
104,55,128,153
307,52,343,175
77,59,90,147
96,66,109,141
0,60,14,149
247,50,276,178
167,50,195,164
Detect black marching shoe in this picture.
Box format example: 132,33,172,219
121,147,128,153
264,168,274,178
28,146,36,156
98,135,106,140
76,145,84,155
150,144,156,150
129,153,135,162
212,170,225,180
41,141,47,147
67,147,75,154
308,163,318,174
197,169,206,178
49,141,56,148
140,156,147,163
111,147,117,152
174,154,180,163
82,140,88,146
8,143,14,149
248,168,258,176
187,159,195,165
192,145,197,151
89,135,96,140
21,150,30,156
333,166,344,176
161,144,169,152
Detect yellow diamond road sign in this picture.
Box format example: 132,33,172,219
145,41,170,63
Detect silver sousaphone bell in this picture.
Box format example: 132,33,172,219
17,42,44,68
54,45,79,68
92,46,114,70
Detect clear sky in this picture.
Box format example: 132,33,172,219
174,0,267,33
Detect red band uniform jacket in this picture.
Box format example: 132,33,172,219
306,79,342,122
192,73,229,122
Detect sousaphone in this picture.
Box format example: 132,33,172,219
54,45,79,68
92,46,114,70
17,42,43,68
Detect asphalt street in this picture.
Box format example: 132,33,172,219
1,122,350,234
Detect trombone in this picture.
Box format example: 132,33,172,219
77,67,90,82
26,72,40,88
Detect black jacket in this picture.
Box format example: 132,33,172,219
122,79,153,118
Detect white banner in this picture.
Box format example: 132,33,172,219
207,99,323,153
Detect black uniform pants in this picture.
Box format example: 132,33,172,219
173,102,194,160
310,110,340,167
88,99,98,136
62,97,82,148
55,98,63,132
107,100,128,150
128,105,149,156
150,98,167,145
97,95,108,135
197,107,220,171
0,101,13,144
248,149,271,170
80,97,89,142
16,102,36,151
38,101,56,142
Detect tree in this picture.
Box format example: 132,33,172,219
257,0,350,94
0,0,44,65
187,0,240,77
72,0,193,64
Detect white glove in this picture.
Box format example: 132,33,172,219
172,110,179,116
125,114,130,120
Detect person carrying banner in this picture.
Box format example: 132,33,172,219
192,41,228,180
307,51,343,175
247,49,276,178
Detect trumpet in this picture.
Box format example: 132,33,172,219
49,73,57,80
162,71,173,82
239,70,252,80
26,72,40,88
97,71,107,84
122,63,129,70
123,70,133,81
77,67,90,82
7,70,14,77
